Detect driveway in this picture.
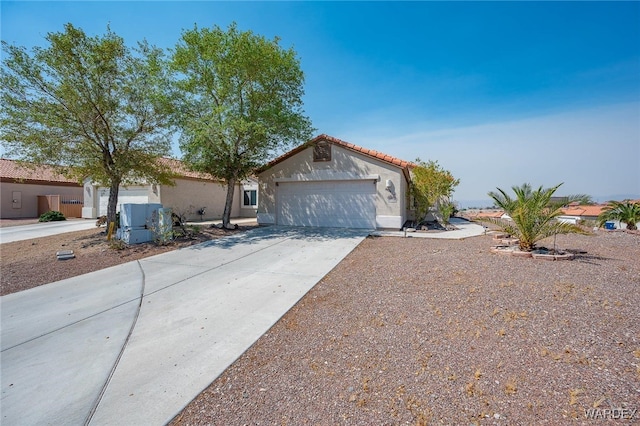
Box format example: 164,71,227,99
1,226,367,425
0,219,96,243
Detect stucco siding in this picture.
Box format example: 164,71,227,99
1,181,83,219
258,144,408,228
159,178,241,221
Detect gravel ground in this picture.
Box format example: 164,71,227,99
171,230,640,425
0,223,257,296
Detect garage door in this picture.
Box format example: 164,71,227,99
277,180,376,229
98,187,149,217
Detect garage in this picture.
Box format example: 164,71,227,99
276,180,376,229
98,186,149,217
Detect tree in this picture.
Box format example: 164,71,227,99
410,159,460,224
479,183,589,251
168,23,314,228
438,200,457,226
597,200,640,230
1,24,175,227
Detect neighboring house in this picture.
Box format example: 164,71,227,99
82,158,258,221
256,134,415,229
0,158,83,219
558,205,607,225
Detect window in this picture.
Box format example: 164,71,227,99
243,189,257,207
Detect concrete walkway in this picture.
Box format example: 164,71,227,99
1,226,368,426
0,218,96,243
372,217,486,239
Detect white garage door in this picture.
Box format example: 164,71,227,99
277,180,376,229
98,187,149,217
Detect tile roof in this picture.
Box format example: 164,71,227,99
0,158,79,184
259,134,416,172
0,157,221,185
561,205,607,217
157,157,217,181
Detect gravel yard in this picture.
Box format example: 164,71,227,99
1,224,638,424
171,230,639,425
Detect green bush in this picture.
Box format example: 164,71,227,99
39,210,66,222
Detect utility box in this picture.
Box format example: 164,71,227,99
120,203,162,228
118,203,163,244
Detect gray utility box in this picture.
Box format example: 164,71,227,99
117,203,163,244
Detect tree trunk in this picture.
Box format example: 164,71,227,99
107,178,121,229
222,178,236,229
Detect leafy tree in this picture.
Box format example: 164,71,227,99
479,183,589,251
597,200,640,230
168,23,314,228
410,159,460,224
1,24,175,227
438,200,457,226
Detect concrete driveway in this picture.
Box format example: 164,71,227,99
1,226,368,425
0,219,96,243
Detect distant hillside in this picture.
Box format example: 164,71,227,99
456,199,495,210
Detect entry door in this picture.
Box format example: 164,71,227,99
12,191,21,209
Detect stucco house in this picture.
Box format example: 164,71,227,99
0,158,83,219
82,158,258,221
256,134,415,229
557,205,606,225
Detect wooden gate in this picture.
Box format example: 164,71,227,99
37,195,83,218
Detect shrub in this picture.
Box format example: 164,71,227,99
39,210,66,222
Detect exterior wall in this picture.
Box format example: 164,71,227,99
1,181,82,219
258,144,408,229
159,178,245,221
84,177,256,221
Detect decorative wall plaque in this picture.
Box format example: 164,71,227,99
313,141,331,162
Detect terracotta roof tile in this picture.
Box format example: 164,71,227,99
0,158,79,184
0,157,219,184
259,134,415,173
157,157,217,181
561,205,607,217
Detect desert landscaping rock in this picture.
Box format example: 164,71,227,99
2,225,638,424
170,230,639,425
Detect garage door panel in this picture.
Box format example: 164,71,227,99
277,181,375,229
98,188,149,216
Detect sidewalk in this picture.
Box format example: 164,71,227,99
371,218,486,239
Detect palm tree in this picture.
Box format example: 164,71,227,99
597,200,640,230
478,183,589,251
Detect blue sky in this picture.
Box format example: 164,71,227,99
2,1,639,205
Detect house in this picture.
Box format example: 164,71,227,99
256,134,415,229
558,205,607,225
0,159,83,219
82,158,258,221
